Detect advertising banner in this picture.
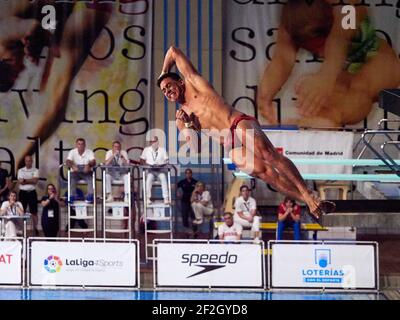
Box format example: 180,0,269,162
267,130,354,174
0,1,153,194
223,1,400,129
30,241,137,287
0,241,22,285
156,242,264,288
271,242,377,289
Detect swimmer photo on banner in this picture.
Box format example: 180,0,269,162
0,0,152,193
224,0,400,129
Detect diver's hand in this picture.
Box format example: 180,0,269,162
295,73,334,117
176,109,190,123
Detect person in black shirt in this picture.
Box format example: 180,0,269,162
41,183,61,237
0,161,11,202
177,169,197,231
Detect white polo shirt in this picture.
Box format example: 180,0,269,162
193,190,213,209
218,222,243,241
1,201,24,216
67,148,95,166
234,196,257,218
105,150,129,166
17,167,39,191
140,146,168,165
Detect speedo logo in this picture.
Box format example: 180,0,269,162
181,252,238,278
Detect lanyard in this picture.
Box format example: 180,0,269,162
112,154,120,166
152,149,158,162
196,192,202,201
10,204,16,216
243,200,250,212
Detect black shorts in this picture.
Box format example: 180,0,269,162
19,190,38,214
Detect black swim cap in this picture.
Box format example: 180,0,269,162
157,72,182,87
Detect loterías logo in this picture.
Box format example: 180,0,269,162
44,255,63,273
301,249,345,284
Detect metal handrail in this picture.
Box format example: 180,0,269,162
354,119,400,159
361,130,400,175
381,140,400,174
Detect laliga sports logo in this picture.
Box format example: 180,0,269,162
44,255,63,273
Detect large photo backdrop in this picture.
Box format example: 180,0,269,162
0,1,152,191
223,0,400,129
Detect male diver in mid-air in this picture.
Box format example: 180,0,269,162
157,46,336,221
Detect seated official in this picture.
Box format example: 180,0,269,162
0,191,25,237
218,212,242,241
104,141,130,203
66,138,96,203
191,182,213,225
277,197,301,241
140,136,170,205
234,185,261,241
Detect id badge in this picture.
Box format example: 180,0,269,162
48,210,54,218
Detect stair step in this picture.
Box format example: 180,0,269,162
105,216,129,220
69,228,94,233
146,217,171,221
104,229,130,233
146,230,172,234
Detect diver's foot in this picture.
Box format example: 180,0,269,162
308,201,336,224
319,200,336,214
